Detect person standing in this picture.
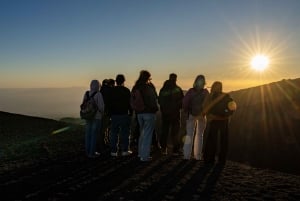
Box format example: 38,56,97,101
202,81,237,165
158,73,184,155
109,74,133,156
182,75,209,160
131,70,159,161
99,79,114,152
82,80,105,158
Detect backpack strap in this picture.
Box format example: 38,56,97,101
86,91,100,112
85,90,98,99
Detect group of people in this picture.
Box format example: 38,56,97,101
81,70,236,164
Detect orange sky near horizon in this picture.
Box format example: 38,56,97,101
1,1,300,92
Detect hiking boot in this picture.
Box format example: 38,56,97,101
111,152,118,157
121,151,132,156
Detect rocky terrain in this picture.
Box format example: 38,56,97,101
1,78,300,200
0,110,300,201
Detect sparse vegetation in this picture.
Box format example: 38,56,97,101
0,111,85,172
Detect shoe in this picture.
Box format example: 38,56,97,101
194,154,203,161
140,156,152,162
94,152,101,156
162,150,168,155
121,151,132,156
111,152,118,157
161,148,168,155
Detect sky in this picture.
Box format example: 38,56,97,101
1,0,300,92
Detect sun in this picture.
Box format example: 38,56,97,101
251,54,269,71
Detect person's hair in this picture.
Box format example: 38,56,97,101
116,74,125,85
193,74,206,89
132,70,151,91
210,81,223,94
135,70,151,85
108,79,115,87
102,79,109,86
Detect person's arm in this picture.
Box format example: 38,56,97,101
182,89,193,113
96,92,105,114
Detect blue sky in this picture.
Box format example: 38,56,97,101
1,0,300,91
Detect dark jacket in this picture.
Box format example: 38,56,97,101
158,80,184,116
109,85,132,115
100,85,113,115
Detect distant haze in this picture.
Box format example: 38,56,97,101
0,87,87,119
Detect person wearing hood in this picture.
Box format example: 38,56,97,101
158,73,184,155
82,79,105,158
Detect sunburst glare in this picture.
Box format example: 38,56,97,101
251,54,269,72
228,27,290,89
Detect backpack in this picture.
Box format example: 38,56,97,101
190,89,206,116
210,93,236,117
80,91,98,120
130,89,145,113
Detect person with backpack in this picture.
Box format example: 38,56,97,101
81,79,105,158
108,74,133,157
202,81,237,165
158,73,184,155
131,70,159,162
182,75,209,160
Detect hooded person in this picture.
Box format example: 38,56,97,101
82,79,105,158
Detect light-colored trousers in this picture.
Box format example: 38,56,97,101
183,114,206,160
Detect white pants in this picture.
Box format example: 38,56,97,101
183,114,206,160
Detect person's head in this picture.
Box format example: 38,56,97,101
102,79,109,86
210,81,223,94
169,73,177,85
90,79,100,92
108,79,115,87
116,74,125,86
137,70,151,84
193,75,206,90
169,73,177,81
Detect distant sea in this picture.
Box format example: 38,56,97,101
0,87,87,120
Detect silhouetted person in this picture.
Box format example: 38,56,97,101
158,73,184,155
82,80,105,158
202,81,237,165
131,70,158,161
99,78,114,152
182,75,209,160
108,74,132,156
